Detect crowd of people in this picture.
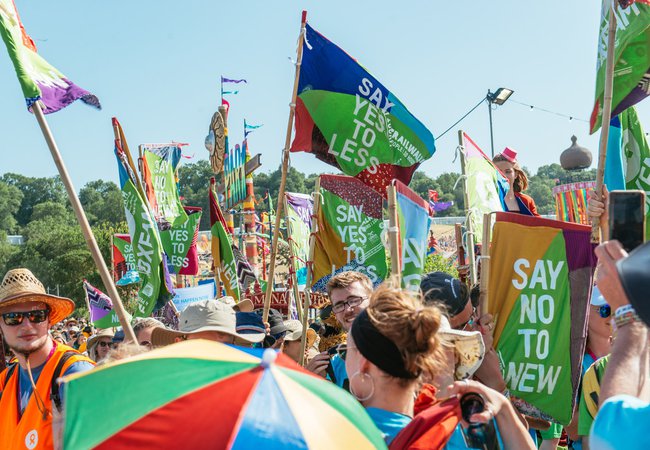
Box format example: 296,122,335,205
0,151,648,449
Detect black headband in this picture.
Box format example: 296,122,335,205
351,309,418,380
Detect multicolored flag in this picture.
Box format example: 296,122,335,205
141,147,188,228
604,116,626,190
622,106,650,239
160,207,202,275
590,1,650,133
488,213,596,425
84,280,129,328
114,118,174,317
232,244,257,291
553,182,596,225
224,142,247,209
112,234,137,284
311,175,388,292
285,192,313,286
461,132,509,243
392,180,432,290
0,0,101,113
291,23,436,194
209,178,241,300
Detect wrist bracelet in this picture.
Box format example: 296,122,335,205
615,304,635,319
614,309,640,329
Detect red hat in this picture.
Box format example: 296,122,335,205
500,147,518,163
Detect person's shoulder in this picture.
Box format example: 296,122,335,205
62,360,94,377
592,395,650,443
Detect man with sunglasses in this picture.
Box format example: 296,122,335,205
306,271,373,389
0,268,94,449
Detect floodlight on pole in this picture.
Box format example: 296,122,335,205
486,87,514,157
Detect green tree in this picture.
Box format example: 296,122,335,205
0,181,23,234
177,160,213,230
1,173,66,227
79,180,125,226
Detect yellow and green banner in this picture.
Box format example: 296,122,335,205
488,213,596,425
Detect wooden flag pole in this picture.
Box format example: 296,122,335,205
458,130,477,285
592,5,618,243
299,177,321,367
263,10,308,322
479,213,492,317
454,223,468,285
387,183,401,286
32,102,137,343
283,193,303,321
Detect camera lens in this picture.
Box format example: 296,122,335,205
460,392,485,423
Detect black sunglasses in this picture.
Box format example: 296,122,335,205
2,309,50,326
98,341,114,348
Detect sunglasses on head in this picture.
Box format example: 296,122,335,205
1,309,50,326
593,304,611,319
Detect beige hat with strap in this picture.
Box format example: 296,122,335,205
0,268,74,325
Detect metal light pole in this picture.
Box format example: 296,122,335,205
487,89,495,158
486,88,514,158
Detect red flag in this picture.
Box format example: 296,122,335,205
619,0,650,7
428,189,439,202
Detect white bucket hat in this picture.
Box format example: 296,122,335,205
438,315,485,380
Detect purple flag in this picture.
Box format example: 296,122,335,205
221,76,247,84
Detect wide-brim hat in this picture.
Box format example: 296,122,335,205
617,241,650,327
152,300,257,347
219,296,254,313
438,316,485,380
0,268,74,325
283,320,303,342
87,328,115,350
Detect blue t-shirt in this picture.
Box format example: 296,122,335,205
328,354,348,388
366,407,412,445
18,360,94,415
590,395,650,450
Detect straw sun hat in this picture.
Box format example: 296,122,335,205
0,268,75,325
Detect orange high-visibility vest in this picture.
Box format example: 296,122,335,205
0,343,93,450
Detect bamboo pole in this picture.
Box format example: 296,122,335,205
299,177,321,367
479,213,492,317
455,223,467,285
284,194,304,321
458,130,477,285
592,5,617,243
263,10,308,323
387,183,401,286
32,102,137,343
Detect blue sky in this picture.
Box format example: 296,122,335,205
1,1,648,189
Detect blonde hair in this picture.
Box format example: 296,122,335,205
365,283,447,382
493,154,529,193
326,271,372,298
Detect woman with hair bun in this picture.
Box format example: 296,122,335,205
493,147,539,216
345,284,534,449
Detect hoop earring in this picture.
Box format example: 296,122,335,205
349,371,375,402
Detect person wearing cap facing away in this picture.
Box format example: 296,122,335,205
254,308,287,349
588,241,650,450
282,320,303,363
345,283,533,449
234,312,267,348
132,317,165,350
86,328,115,362
493,147,539,216
0,269,94,449
306,271,373,389
151,300,260,347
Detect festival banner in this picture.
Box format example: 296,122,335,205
141,147,188,227
224,142,247,209
159,207,202,275
114,119,174,317
552,182,596,225
590,1,650,133
112,234,137,284
488,213,596,425
141,143,184,171
291,23,436,194
285,192,313,286
171,282,217,313
622,106,650,239
392,180,432,290
209,178,241,300
0,0,100,113
461,132,509,243
312,175,387,292
232,245,258,291
84,280,129,328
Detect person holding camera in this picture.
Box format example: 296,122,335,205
344,283,534,449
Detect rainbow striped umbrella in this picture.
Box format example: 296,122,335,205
62,340,386,449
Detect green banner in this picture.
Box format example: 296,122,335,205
143,150,187,226
622,106,650,240
160,210,202,274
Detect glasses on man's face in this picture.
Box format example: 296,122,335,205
332,296,367,314
98,341,115,349
1,309,50,326
593,304,611,319
455,307,477,331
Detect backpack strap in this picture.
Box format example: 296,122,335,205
0,363,18,402
50,351,77,411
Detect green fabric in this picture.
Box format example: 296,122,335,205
498,232,574,424
160,210,202,273
120,169,171,316
211,216,241,300
578,355,610,436
285,198,310,282
622,107,650,240
300,90,429,176
280,368,388,449
591,2,650,133
539,422,563,439
143,150,188,226
63,358,255,449
464,149,504,244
